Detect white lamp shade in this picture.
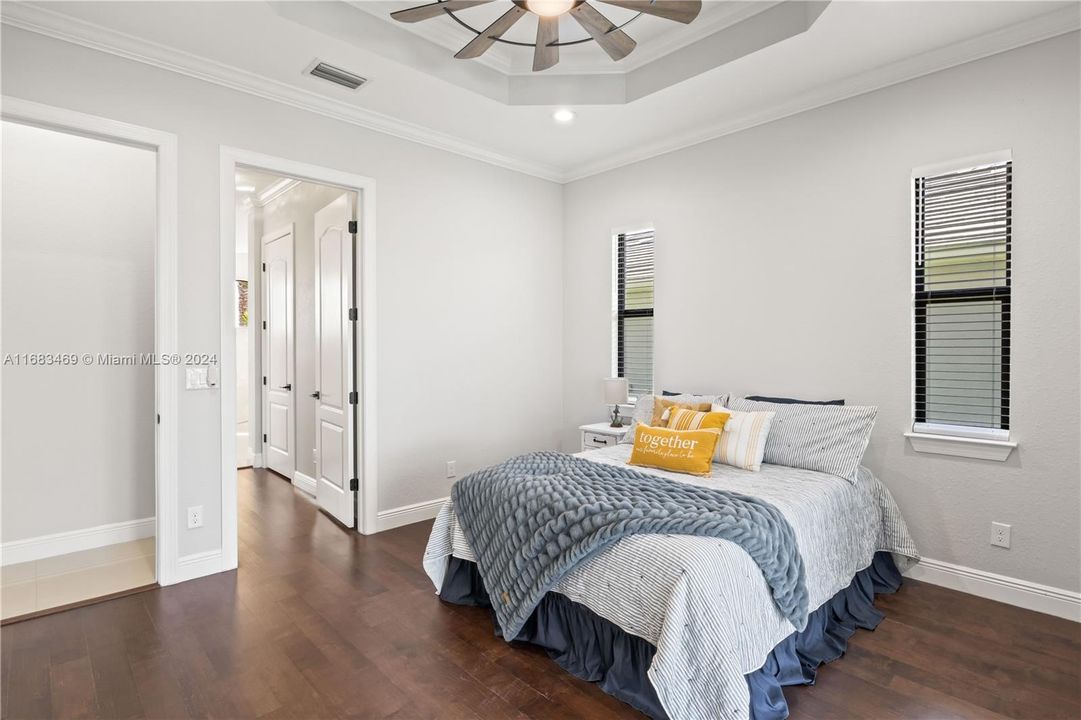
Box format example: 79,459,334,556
604,377,629,405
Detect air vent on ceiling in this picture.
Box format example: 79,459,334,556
309,61,366,90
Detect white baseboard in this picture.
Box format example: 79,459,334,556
293,470,316,496
376,497,448,532
906,557,1080,622
2,517,155,566
174,549,224,583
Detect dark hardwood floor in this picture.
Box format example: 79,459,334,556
3,468,1079,719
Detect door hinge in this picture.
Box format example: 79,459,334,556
348,220,358,234
262,375,266,386
348,391,358,405
262,320,267,330
348,307,358,321
263,433,267,443
262,262,266,271
349,478,359,492
156,413,160,425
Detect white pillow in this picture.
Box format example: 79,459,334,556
710,404,774,472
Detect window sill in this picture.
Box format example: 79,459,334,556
904,432,1017,461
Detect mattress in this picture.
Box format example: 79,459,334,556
424,445,919,720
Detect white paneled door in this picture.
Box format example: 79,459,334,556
262,226,295,479
314,194,356,527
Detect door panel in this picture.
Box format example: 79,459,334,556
314,194,356,526
268,403,290,452
319,421,344,489
262,227,295,479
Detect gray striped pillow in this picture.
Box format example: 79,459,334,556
727,398,877,480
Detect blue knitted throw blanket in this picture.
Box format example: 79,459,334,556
451,452,809,639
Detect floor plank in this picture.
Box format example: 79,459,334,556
2,468,1078,719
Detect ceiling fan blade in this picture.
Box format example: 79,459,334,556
569,2,636,61
594,0,701,24
533,15,559,71
455,6,528,59
391,0,493,23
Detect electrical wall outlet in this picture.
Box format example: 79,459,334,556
187,505,204,529
446,460,457,478
991,521,1011,548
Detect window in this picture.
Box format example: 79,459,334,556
914,160,1011,437
615,229,654,400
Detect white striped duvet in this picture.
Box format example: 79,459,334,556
423,445,919,720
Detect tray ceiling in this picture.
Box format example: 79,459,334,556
3,1,1077,182
275,1,830,104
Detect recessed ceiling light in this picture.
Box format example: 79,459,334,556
236,184,256,193
553,108,576,124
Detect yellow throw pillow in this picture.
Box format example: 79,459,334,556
651,397,713,427
629,425,720,476
667,407,731,432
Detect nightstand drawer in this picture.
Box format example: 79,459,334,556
583,431,620,448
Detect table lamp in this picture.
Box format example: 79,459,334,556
604,377,629,428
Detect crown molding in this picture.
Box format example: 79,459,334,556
3,3,1077,185
255,178,302,207
0,3,565,183
562,5,1081,183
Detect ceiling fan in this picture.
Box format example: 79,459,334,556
390,0,702,71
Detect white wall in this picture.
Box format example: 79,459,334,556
260,181,354,482
1,121,156,542
236,205,252,469
5,18,1075,596
1,25,565,555
562,33,1081,593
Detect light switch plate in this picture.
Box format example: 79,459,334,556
185,366,209,390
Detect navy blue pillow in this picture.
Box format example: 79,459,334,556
661,390,685,397
744,395,844,406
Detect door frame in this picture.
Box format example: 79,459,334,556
218,147,378,558
1,97,181,584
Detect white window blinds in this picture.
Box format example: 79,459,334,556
914,161,1011,432
615,230,654,400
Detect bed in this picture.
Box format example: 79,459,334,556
423,442,919,720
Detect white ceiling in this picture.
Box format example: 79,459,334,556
287,1,830,105
4,1,1078,182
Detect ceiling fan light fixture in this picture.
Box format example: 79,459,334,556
390,0,702,70
525,0,575,17
553,108,576,124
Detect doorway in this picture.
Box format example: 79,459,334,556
0,99,179,616
228,158,373,534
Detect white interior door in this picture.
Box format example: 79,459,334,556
314,193,356,527
262,226,295,479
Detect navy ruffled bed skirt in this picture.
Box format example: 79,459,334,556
439,552,902,720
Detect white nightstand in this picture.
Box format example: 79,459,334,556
579,422,630,451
